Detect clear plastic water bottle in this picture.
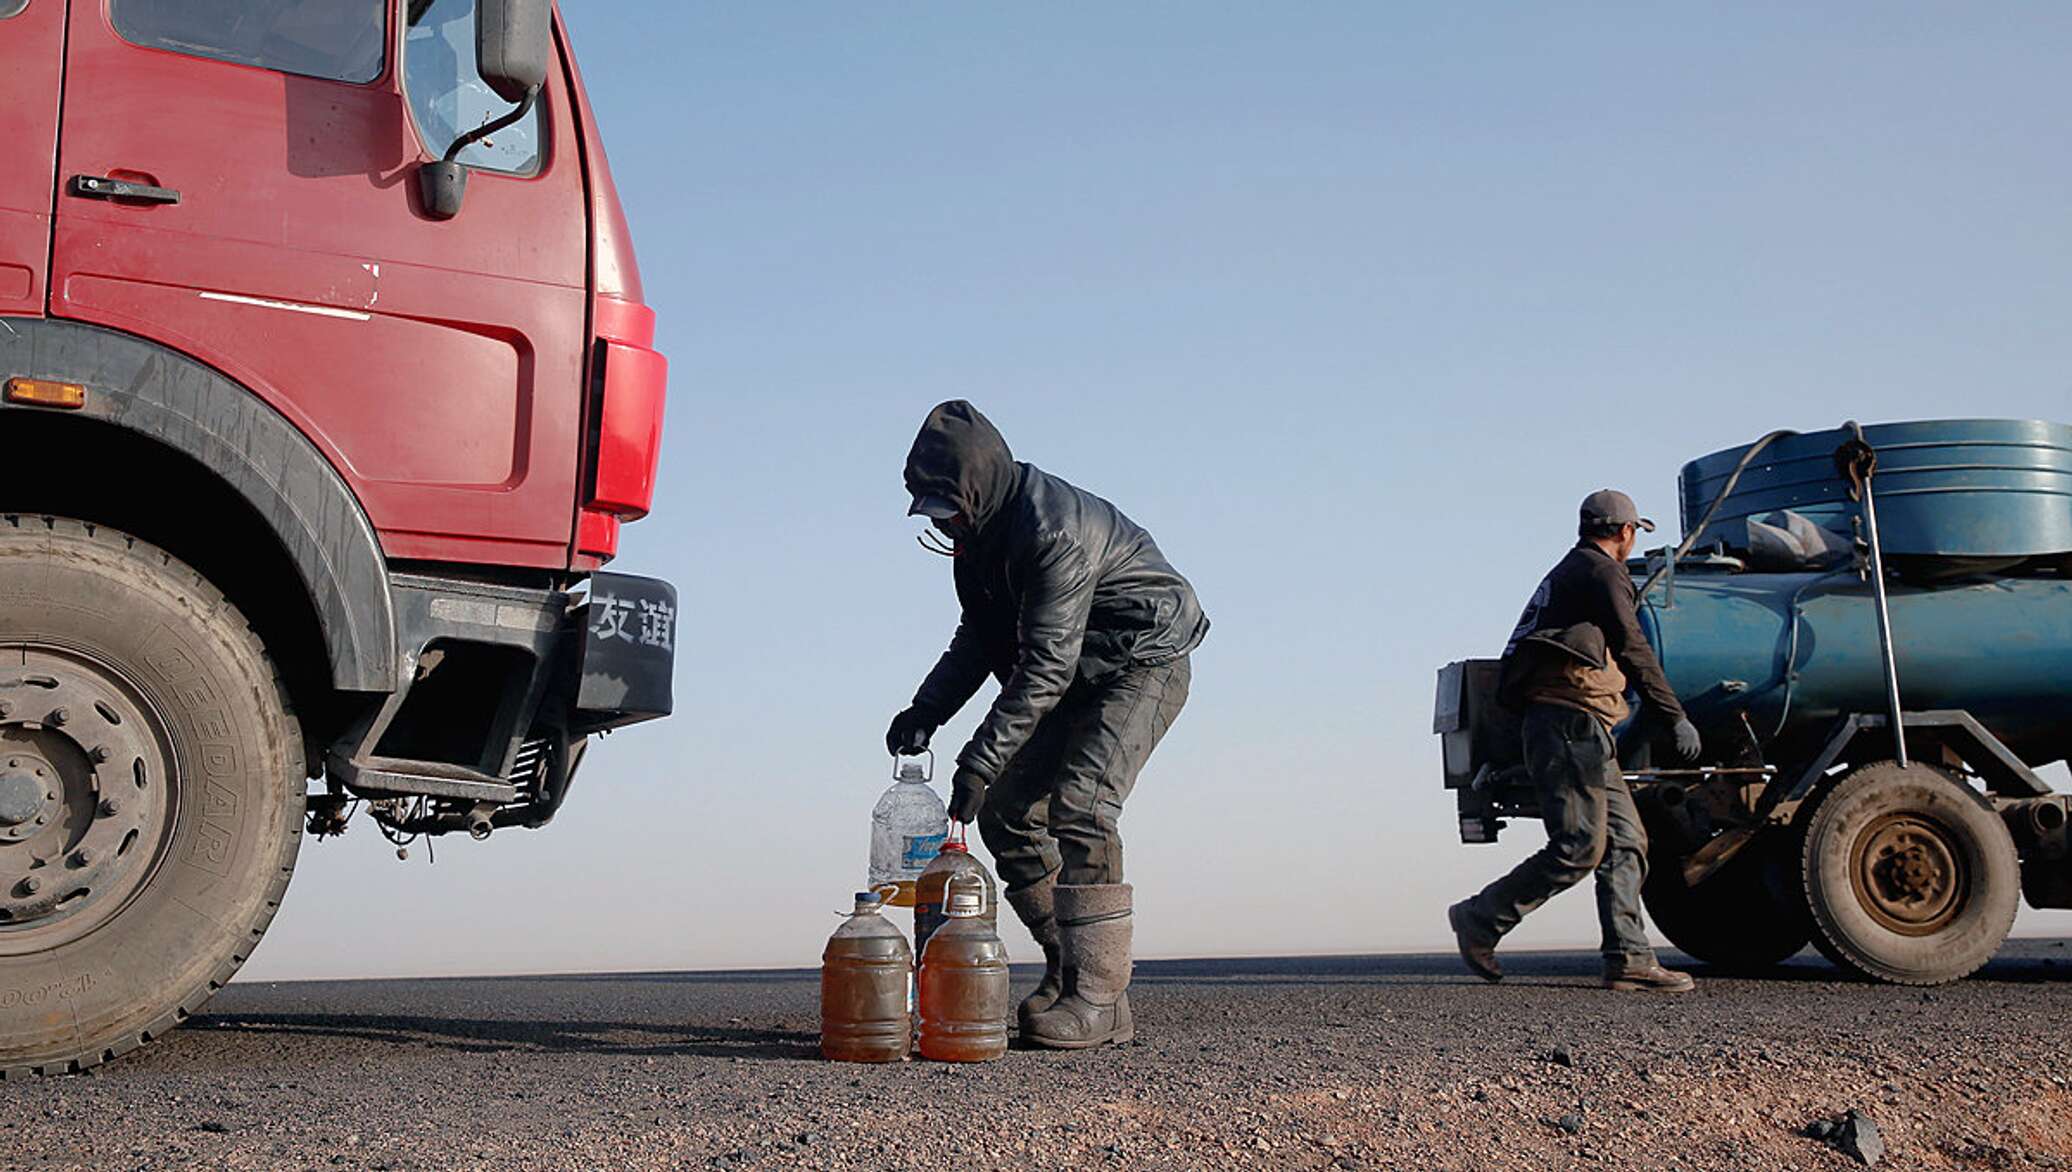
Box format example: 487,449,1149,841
871,753,948,908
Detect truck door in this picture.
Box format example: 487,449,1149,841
0,0,64,316
49,0,591,569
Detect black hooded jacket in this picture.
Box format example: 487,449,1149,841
904,401,1209,782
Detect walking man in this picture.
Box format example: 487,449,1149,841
1448,490,1702,992
887,401,1208,1048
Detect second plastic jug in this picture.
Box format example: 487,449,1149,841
913,825,997,957
820,889,913,1063
917,872,1010,1062
869,753,948,908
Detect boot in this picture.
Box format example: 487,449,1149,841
1005,874,1063,1033
1447,900,1502,983
1023,883,1134,1050
1602,956,1695,993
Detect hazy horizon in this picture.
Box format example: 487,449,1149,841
243,2,2072,981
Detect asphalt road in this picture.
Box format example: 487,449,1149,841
10,941,2072,1171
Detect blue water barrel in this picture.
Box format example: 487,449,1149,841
1640,570,2072,763
1680,419,2072,558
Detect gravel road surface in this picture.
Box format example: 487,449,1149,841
11,941,2072,1171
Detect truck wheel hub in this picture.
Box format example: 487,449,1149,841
0,765,46,826
1853,813,1964,935
0,647,173,944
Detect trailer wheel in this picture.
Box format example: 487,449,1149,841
1800,761,2018,985
0,517,303,1076
1641,834,1811,970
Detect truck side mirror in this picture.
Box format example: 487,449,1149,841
476,0,552,104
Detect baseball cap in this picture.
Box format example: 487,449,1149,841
908,493,960,520
1580,489,1655,533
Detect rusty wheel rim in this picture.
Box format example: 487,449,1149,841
1850,811,1966,937
0,643,177,954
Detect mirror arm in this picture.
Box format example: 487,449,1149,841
420,86,541,222
442,85,541,164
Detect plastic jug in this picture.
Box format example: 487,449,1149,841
913,825,997,958
917,872,1010,1062
870,753,948,908
820,889,913,1063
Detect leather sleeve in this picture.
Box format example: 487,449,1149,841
956,531,1095,781
1588,558,1686,729
910,620,991,725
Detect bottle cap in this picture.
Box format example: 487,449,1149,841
854,891,882,907
896,763,925,781
937,839,968,854
945,873,987,918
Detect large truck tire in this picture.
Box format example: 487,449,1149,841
0,517,304,1077
1800,761,2018,985
1641,833,1811,970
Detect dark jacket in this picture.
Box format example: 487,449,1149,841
904,401,1209,782
1497,543,1684,731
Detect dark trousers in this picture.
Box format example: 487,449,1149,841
1461,703,1656,963
978,657,1191,891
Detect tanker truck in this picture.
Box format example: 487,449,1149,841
1435,419,2072,985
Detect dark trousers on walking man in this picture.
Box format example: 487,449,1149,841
1455,704,1655,969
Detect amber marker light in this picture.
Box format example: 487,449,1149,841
3,378,88,409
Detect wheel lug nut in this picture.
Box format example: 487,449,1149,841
20,877,39,895
47,708,69,727
98,798,120,818
70,848,94,867
91,746,112,764
0,701,12,718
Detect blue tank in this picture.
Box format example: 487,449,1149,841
1680,419,2072,559
1640,570,2072,766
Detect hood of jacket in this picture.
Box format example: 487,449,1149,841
1518,622,1613,670
904,400,1020,531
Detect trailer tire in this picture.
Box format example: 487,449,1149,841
0,517,304,1077
1800,761,2018,985
1641,834,1811,971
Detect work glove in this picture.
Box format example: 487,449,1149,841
948,766,987,824
885,707,936,757
1671,717,1703,764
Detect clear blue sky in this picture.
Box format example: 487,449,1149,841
250,2,2072,979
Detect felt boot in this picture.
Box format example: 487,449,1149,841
1023,883,1134,1050
1006,874,1063,1033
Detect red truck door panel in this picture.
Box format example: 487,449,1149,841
0,0,64,315
50,0,590,567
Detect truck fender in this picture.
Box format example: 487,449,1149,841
0,317,395,692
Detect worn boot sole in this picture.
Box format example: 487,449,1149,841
1023,993,1133,1050
1601,976,1696,993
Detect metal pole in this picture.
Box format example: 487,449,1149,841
1856,447,1909,767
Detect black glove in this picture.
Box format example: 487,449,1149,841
885,707,936,757
949,766,987,824
1672,717,1703,764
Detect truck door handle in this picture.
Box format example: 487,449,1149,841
69,174,182,205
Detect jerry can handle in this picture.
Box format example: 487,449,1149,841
892,748,935,783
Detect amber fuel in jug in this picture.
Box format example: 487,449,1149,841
917,872,1010,1062
913,825,997,957
821,889,913,1063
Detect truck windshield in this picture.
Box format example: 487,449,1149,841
404,0,546,176
111,0,385,83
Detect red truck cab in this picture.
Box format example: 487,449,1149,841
0,0,671,1076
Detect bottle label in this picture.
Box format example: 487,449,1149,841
902,833,946,870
